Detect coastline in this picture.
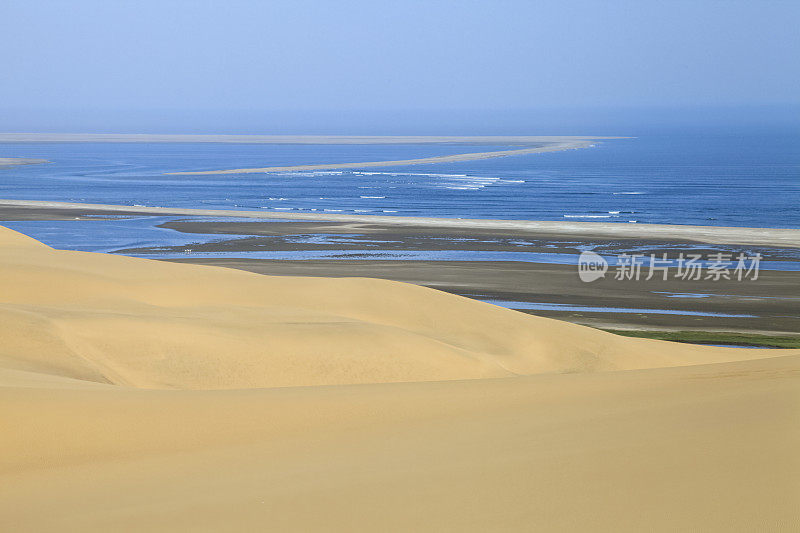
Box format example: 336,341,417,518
2,202,798,339
1,199,798,247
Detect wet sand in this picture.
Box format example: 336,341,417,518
2,199,799,247
2,203,798,336
0,205,148,221
152,219,800,335
151,218,800,261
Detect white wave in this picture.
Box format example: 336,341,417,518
301,171,344,176
416,173,469,178
360,195,386,199
608,210,620,214
447,176,499,183
613,191,644,195
563,215,612,218
382,209,398,213
431,175,502,191
354,171,471,178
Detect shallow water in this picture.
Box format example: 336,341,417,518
478,299,757,317
3,217,799,271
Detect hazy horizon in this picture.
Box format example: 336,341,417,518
2,0,798,134
1,104,798,136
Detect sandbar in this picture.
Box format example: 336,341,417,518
1,199,798,247
0,157,48,168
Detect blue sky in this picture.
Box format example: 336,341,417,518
1,0,798,133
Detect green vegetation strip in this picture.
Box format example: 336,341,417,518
602,329,800,349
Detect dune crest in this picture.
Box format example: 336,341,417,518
0,225,792,390
1,224,798,531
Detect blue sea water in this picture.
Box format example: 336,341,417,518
1,132,798,228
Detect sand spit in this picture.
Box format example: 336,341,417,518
2,198,799,247
0,224,798,531
0,158,48,168
0,132,612,174
165,141,594,174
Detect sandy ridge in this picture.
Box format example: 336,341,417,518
0,224,798,531
0,133,610,174
164,141,594,174
0,158,49,168
1,223,792,390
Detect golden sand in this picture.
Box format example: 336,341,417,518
0,225,798,531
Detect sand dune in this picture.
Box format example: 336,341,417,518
1,224,798,531
0,225,785,389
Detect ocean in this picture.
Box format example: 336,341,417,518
1,132,798,227
1,132,799,266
